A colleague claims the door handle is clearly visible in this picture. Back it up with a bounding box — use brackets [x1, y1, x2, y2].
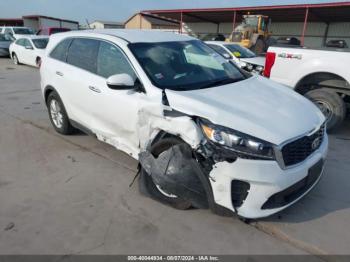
[89, 86, 101, 93]
[56, 71, 64, 77]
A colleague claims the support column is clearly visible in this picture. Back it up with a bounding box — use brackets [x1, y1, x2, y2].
[301, 7, 309, 46]
[232, 11, 237, 31]
[180, 12, 183, 34]
[323, 22, 330, 47]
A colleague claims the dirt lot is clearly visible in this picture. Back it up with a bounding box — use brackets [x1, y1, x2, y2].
[0, 58, 349, 256]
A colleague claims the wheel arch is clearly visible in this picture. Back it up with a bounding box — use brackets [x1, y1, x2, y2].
[295, 71, 350, 96]
[44, 85, 59, 104]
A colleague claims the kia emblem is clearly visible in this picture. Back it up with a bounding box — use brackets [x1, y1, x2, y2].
[311, 137, 321, 150]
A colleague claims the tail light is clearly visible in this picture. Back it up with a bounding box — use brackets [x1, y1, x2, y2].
[263, 52, 276, 78]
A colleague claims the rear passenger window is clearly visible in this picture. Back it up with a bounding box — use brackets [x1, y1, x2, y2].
[97, 41, 136, 79]
[50, 39, 72, 62]
[67, 38, 100, 73]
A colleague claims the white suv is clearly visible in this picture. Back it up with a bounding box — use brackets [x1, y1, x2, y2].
[40, 30, 328, 219]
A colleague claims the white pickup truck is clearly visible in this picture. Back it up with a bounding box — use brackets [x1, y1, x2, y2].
[264, 46, 350, 130]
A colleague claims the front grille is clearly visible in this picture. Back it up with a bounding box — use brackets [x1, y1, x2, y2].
[231, 32, 242, 42]
[282, 124, 325, 167]
[231, 180, 250, 208]
[262, 159, 323, 209]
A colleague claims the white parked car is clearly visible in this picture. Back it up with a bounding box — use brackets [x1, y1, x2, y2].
[10, 36, 49, 67]
[0, 33, 15, 57]
[206, 41, 265, 74]
[40, 30, 328, 219]
[265, 46, 350, 130]
[0, 26, 35, 39]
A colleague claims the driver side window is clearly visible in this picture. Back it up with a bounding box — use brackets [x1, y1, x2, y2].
[97, 41, 136, 79]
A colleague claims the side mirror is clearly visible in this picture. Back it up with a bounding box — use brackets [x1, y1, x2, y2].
[106, 73, 135, 90]
[25, 45, 33, 50]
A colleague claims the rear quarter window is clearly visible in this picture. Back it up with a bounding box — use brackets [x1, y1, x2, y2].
[50, 38, 72, 62]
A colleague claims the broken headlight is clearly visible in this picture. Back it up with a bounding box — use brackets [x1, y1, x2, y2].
[199, 120, 275, 160]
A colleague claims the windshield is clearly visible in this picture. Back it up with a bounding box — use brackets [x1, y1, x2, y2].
[32, 39, 49, 49]
[13, 28, 33, 35]
[224, 44, 256, 58]
[243, 17, 259, 27]
[129, 40, 245, 91]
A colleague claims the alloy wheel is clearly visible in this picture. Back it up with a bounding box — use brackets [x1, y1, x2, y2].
[50, 99, 63, 128]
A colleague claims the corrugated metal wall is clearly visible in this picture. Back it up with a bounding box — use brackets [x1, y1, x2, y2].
[185, 22, 350, 48]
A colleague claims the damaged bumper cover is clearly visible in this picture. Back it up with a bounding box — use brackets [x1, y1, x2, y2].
[139, 127, 328, 219]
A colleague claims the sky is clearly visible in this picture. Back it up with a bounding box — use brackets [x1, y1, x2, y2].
[0, 0, 347, 24]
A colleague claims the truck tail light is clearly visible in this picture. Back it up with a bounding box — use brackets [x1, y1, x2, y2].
[263, 52, 276, 78]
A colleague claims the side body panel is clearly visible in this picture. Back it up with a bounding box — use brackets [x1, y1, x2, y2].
[268, 47, 350, 88]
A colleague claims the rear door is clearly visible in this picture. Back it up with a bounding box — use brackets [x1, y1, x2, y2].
[62, 38, 101, 127]
[12, 38, 26, 61]
[23, 39, 36, 66]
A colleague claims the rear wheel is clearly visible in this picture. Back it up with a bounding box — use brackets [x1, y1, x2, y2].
[12, 53, 20, 65]
[139, 137, 192, 210]
[36, 57, 41, 67]
[305, 88, 346, 131]
[47, 91, 75, 135]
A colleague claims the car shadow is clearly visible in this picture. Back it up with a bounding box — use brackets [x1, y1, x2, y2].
[261, 117, 350, 223]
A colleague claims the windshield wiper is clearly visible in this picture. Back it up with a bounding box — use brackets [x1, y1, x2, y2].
[199, 78, 242, 89]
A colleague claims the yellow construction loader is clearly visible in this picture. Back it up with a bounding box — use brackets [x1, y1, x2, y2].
[227, 15, 273, 54]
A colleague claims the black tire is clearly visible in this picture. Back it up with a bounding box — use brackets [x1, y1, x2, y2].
[12, 53, 20, 65]
[305, 88, 346, 131]
[139, 137, 192, 210]
[36, 57, 41, 67]
[46, 91, 74, 135]
[252, 39, 265, 54]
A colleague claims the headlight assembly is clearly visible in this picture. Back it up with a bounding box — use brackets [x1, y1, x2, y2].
[199, 119, 275, 160]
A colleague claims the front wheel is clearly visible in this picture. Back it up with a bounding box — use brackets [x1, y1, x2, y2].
[305, 88, 346, 131]
[139, 137, 192, 210]
[252, 39, 265, 55]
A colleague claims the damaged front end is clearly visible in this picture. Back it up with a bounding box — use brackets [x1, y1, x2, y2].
[139, 143, 210, 209]
[137, 105, 280, 218]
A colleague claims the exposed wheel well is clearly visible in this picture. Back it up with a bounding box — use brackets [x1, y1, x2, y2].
[149, 131, 183, 149]
[44, 86, 55, 104]
[295, 72, 350, 96]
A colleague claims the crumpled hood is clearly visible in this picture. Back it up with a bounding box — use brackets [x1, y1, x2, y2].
[165, 76, 325, 145]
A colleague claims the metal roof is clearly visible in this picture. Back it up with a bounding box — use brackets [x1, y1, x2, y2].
[22, 15, 79, 25]
[142, 2, 350, 23]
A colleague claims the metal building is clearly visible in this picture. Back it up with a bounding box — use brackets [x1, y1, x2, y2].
[135, 1, 350, 48]
[89, 20, 124, 29]
[23, 15, 79, 31]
